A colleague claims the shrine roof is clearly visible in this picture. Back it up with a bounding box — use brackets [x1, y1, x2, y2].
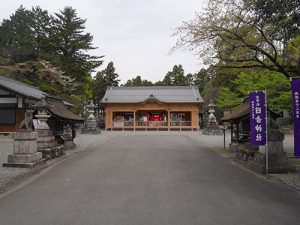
[0, 75, 48, 99]
[47, 97, 84, 122]
[220, 101, 249, 122]
[0, 75, 82, 122]
[101, 86, 204, 104]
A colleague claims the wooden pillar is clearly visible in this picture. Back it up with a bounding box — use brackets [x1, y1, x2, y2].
[230, 122, 233, 142]
[167, 110, 171, 130]
[106, 110, 112, 130]
[133, 110, 136, 130]
[236, 122, 239, 142]
[191, 111, 198, 129]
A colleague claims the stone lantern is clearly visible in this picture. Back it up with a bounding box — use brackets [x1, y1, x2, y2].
[208, 99, 217, 124]
[202, 99, 223, 135]
[81, 100, 101, 134]
[32, 97, 51, 130]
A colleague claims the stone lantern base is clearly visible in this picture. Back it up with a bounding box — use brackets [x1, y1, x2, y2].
[3, 131, 45, 168]
[81, 117, 101, 134]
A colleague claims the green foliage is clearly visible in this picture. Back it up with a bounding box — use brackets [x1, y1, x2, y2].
[217, 70, 291, 113]
[102, 62, 120, 87]
[201, 79, 220, 101]
[162, 65, 187, 86]
[0, 5, 104, 113]
[0, 6, 37, 62]
[173, 0, 300, 78]
[288, 35, 300, 73]
[0, 5, 102, 81]
[194, 67, 215, 93]
[93, 61, 120, 104]
[81, 75, 93, 99]
[123, 76, 153, 86]
[50, 7, 103, 81]
[246, 0, 300, 40]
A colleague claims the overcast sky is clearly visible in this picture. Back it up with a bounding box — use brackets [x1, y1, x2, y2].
[1, 0, 207, 84]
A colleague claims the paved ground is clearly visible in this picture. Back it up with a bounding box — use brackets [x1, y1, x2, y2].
[0, 134, 300, 225]
[0, 131, 109, 193]
[0, 130, 299, 193]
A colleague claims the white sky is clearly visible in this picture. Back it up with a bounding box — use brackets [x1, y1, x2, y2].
[1, 0, 207, 84]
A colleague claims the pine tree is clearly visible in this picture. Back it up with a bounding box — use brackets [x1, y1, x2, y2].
[50, 6, 102, 81]
[103, 62, 120, 87]
[0, 6, 36, 62]
[93, 61, 120, 104]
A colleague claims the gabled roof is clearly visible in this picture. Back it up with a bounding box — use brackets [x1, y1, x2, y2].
[221, 99, 281, 122]
[0, 75, 48, 99]
[0, 75, 83, 122]
[101, 86, 204, 104]
[47, 97, 84, 122]
[221, 101, 249, 122]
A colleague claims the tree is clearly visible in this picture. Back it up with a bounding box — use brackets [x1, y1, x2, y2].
[161, 65, 188, 86]
[217, 70, 291, 113]
[93, 61, 120, 104]
[30, 6, 52, 59]
[246, 0, 300, 40]
[0, 6, 52, 62]
[0, 6, 36, 62]
[173, 0, 300, 78]
[123, 75, 153, 86]
[193, 68, 210, 93]
[102, 62, 120, 87]
[50, 6, 102, 81]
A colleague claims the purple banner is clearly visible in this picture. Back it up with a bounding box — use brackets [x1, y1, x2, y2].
[249, 91, 266, 146]
[291, 78, 300, 157]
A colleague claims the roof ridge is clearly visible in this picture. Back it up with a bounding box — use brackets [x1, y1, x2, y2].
[0, 75, 42, 90]
[112, 86, 195, 89]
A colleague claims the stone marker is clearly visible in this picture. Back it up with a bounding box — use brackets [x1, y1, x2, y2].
[3, 131, 45, 168]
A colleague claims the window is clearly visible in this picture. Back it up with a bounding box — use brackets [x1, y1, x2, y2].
[0, 108, 16, 124]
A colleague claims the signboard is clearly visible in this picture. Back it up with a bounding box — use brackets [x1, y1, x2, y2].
[249, 91, 267, 146]
[291, 78, 300, 157]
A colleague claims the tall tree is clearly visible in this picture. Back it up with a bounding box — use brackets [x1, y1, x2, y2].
[102, 62, 120, 87]
[173, 0, 300, 78]
[124, 75, 153, 86]
[0, 6, 36, 62]
[161, 65, 187, 86]
[194, 68, 209, 93]
[93, 61, 120, 104]
[50, 6, 102, 81]
[30, 6, 51, 59]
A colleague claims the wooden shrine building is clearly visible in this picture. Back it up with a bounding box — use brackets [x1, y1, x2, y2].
[101, 86, 204, 131]
[221, 97, 280, 147]
[0, 75, 83, 135]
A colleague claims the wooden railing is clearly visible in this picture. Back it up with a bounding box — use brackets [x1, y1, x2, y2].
[113, 120, 192, 127]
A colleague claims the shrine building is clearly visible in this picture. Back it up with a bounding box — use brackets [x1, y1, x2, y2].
[0, 75, 83, 134]
[101, 86, 204, 131]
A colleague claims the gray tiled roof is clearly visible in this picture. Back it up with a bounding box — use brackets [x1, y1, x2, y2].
[0, 75, 48, 99]
[101, 86, 204, 103]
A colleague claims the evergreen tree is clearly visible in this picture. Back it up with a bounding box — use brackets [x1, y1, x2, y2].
[103, 62, 120, 87]
[161, 65, 187, 86]
[50, 6, 102, 81]
[124, 75, 153, 86]
[0, 6, 36, 62]
[30, 6, 51, 59]
[93, 61, 120, 104]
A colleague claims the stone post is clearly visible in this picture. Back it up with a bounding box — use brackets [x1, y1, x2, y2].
[3, 132, 45, 168]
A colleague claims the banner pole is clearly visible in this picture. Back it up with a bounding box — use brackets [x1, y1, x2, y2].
[264, 90, 269, 177]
